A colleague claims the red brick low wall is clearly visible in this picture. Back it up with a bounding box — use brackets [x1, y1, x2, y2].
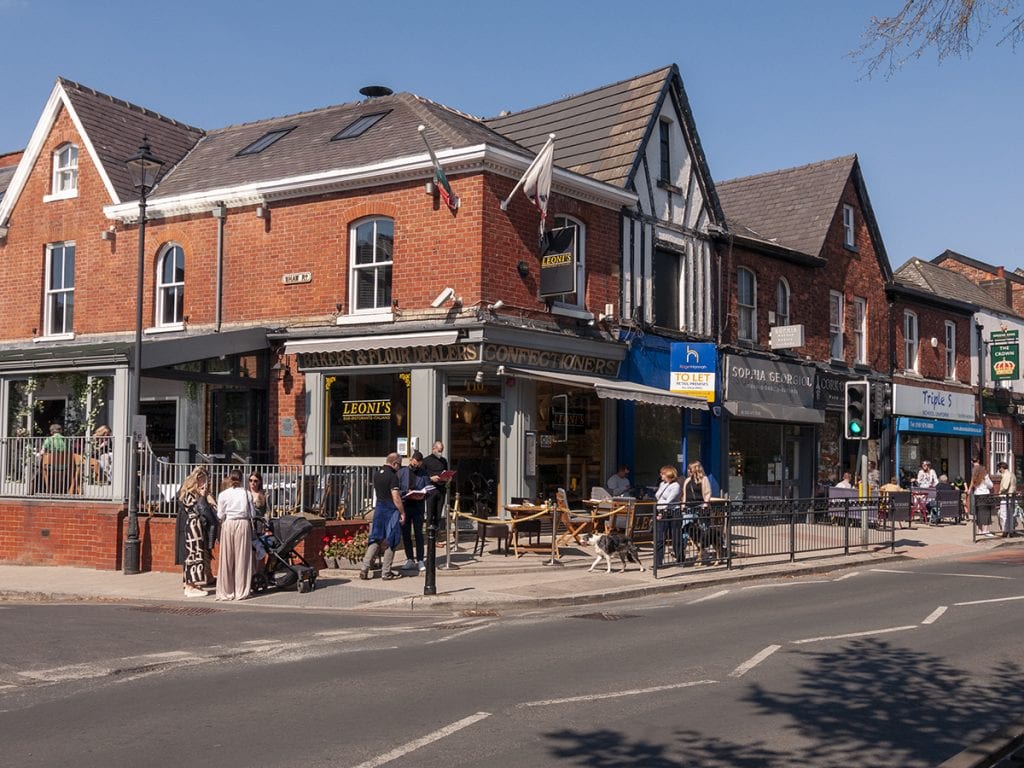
[0, 500, 329, 573]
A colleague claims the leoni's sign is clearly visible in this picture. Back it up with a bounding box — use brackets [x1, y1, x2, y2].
[341, 399, 391, 421]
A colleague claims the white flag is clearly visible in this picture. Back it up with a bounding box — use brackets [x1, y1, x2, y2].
[521, 138, 554, 220]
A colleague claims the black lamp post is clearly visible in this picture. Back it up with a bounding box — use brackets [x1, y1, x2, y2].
[122, 137, 164, 575]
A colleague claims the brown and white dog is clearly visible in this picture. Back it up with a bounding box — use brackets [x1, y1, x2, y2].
[584, 532, 646, 573]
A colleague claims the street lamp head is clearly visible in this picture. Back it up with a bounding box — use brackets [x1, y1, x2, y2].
[125, 137, 164, 196]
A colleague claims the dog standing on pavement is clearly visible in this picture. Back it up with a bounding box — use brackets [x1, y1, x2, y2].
[584, 532, 646, 573]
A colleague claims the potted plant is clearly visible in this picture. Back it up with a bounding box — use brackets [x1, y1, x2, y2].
[321, 534, 345, 569]
[337, 528, 369, 565]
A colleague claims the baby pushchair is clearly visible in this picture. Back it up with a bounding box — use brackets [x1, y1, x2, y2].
[252, 515, 318, 594]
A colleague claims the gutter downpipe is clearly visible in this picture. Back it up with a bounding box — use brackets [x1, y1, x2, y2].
[213, 202, 227, 332]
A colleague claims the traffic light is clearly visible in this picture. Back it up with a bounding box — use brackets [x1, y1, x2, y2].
[844, 381, 870, 440]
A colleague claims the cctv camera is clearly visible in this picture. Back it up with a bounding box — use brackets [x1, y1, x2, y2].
[431, 287, 455, 308]
[490, 300, 504, 311]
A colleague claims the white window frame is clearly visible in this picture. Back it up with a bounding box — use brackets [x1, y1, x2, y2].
[842, 204, 855, 249]
[45, 143, 79, 201]
[155, 244, 185, 329]
[775, 278, 790, 327]
[990, 429, 1011, 474]
[44, 242, 75, 339]
[945, 320, 956, 380]
[852, 296, 867, 365]
[829, 291, 844, 360]
[550, 215, 587, 311]
[348, 216, 395, 318]
[904, 311, 919, 373]
[737, 267, 756, 342]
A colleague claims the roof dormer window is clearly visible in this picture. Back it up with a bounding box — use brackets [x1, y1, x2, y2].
[332, 111, 390, 140]
[47, 143, 78, 200]
[237, 128, 294, 156]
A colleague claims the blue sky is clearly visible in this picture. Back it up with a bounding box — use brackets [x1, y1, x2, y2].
[2, 0, 1021, 271]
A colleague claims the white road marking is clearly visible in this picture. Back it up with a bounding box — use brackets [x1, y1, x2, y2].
[792, 625, 918, 645]
[954, 595, 1024, 606]
[921, 606, 947, 625]
[834, 572, 861, 581]
[688, 590, 729, 604]
[871, 568, 1011, 580]
[17, 651, 196, 682]
[426, 624, 491, 644]
[730, 645, 781, 677]
[518, 679, 716, 707]
[348, 711, 492, 768]
[742, 581, 829, 589]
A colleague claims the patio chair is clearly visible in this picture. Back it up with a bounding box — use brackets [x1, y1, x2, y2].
[555, 487, 591, 546]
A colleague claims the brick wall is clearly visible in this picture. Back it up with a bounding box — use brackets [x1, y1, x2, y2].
[889, 298, 972, 382]
[0, 500, 124, 568]
[721, 178, 891, 372]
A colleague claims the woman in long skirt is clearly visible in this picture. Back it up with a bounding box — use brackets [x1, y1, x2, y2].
[216, 468, 254, 600]
[177, 467, 218, 597]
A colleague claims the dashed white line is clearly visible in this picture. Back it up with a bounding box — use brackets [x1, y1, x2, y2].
[834, 572, 861, 581]
[519, 679, 716, 707]
[921, 606, 947, 625]
[349, 711, 492, 768]
[954, 595, 1024, 606]
[792, 625, 918, 645]
[730, 645, 781, 677]
[688, 589, 729, 604]
[742, 580, 829, 589]
[871, 568, 1011, 580]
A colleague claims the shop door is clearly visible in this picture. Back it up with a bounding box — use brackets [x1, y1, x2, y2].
[449, 399, 501, 518]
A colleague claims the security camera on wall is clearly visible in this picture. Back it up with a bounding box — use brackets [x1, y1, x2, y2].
[431, 287, 455, 308]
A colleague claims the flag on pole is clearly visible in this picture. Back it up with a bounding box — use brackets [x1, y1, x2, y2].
[499, 134, 555, 236]
[520, 138, 554, 221]
[417, 125, 460, 213]
[433, 164, 459, 213]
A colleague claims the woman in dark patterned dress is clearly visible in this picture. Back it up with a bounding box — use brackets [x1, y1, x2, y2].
[177, 467, 218, 597]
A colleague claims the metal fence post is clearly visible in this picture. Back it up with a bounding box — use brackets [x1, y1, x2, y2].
[788, 498, 796, 562]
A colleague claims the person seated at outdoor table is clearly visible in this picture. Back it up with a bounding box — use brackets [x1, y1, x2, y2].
[93, 425, 113, 482]
[834, 471, 854, 489]
[916, 460, 939, 489]
[38, 422, 73, 493]
[606, 465, 633, 497]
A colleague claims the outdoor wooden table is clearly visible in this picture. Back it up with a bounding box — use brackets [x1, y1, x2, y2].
[583, 499, 629, 533]
[503, 504, 556, 559]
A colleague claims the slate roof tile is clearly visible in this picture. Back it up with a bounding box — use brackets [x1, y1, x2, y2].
[716, 155, 856, 257]
[893, 258, 1022, 316]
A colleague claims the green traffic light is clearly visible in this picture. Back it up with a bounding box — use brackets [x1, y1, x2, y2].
[850, 422, 862, 435]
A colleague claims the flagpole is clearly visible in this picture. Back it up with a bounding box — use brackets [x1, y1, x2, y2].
[500, 133, 555, 211]
[417, 124, 442, 168]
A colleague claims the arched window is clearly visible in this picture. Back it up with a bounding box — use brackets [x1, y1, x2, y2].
[551, 215, 586, 309]
[737, 267, 756, 342]
[156, 245, 185, 327]
[775, 278, 790, 327]
[51, 143, 78, 197]
[349, 217, 394, 313]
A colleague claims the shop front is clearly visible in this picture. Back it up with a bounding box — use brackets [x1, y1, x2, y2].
[287, 326, 707, 516]
[722, 355, 821, 500]
[893, 384, 979, 484]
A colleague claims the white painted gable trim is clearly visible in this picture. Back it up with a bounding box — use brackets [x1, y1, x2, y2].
[0, 81, 119, 227]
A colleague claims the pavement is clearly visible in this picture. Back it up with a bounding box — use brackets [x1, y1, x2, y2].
[0, 522, 1020, 613]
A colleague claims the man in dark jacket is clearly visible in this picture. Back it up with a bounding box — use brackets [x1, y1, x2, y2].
[399, 451, 432, 571]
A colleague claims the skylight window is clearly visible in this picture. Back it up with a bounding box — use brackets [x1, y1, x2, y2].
[332, 111, 390, 140]
[237, 128, 294, 156]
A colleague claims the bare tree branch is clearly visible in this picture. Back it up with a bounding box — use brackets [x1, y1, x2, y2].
[851, 0, 1024, 79]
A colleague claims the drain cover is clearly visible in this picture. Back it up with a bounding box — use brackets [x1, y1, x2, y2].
[131, 605, 221, 616]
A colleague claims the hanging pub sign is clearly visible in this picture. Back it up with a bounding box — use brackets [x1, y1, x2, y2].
[539, 226, 576, 298]
[990, 329, 1019, 381]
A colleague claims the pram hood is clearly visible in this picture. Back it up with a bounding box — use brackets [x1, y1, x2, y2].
[270, 515, 313, 552]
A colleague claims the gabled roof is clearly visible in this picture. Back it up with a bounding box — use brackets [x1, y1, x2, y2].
[893, 258, 1021, 317]
[484, 66, 672, 187]
[0, 78, 203, 224]
[0, 165, 15, 203]
[152, 92, 525, 199]
[716, 155, 857, 258]
[60, 78, 203, 203]
[932, 249, 1024, 287]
